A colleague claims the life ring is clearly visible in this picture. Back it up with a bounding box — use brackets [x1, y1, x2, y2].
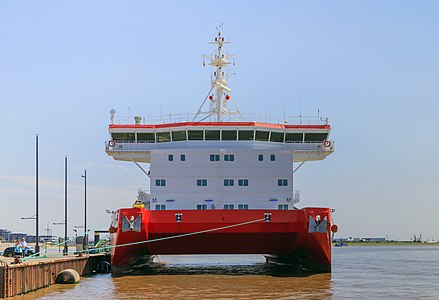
[109, 140, 116, 147]
[324, 140, 331, 147]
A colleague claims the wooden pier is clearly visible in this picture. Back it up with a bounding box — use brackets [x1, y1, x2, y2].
[0, 254, 109, 298]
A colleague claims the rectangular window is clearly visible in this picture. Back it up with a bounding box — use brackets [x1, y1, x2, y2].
[168, 154, 173, 161]
[238, 204, 249, 210]
[156, 179, 166, 186]
[197, 204, 207, 210]
[238, 179, 249, 186]
[156, 132, 171, 143]
[270, 154, 276, 161]
[155, 204, 166, 210]
[210, 154, 220, 161]
[224, 179, 235, 186]
[270, 132, 285, 143]
[238, 130, 254, 141]
[137, 132, 155, 143]
[258, 154, 264, 161]
[285, 132, 303, 143]
[304, 132, 328, 142]
[205, 130, 220, 140]
[188, 130, 204, 140]
[221, 130, 237, 140]
[172, 130, 187, 141]
[111, 132, 135, 141]
[224, 204, 235, 210]
[278, 179, 288, 186]
[197, 179, 208, 186]
[224, 154, 235, 161]
[180, 154, 186, 161]
[255, 131, 269, 141]
[278, 204, 288, 210]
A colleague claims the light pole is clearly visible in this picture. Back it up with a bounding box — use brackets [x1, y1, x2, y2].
[64, 155, 68, 255]
[81, 169, 87, 250]
[35, 134, 40, 255]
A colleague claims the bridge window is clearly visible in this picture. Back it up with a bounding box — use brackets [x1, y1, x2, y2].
[197, 204, 207, 210]
[172, 130, 187, 141]
[270, 132, 284, 143]
[197, 179, 208, 186]
[156, 132, 171, 143]
[137, 132, 155, 143]
[277, 179, 288, 186]
[224, 154, 235, 161]
[255, 131, 269, 141]
[210, 154, 220, 161]
[285, 132, 303, 143]
[112, 132, 135, 141]
[304, 133, 328, 142]
[270, 154, 276, 161]
[156, 179, 166, 186]
[238, 130, 254, 141]
[238, 204, 249, 209]
[222, 130, 237, 140]
[168, 154, 173, 161]
[188, 130, 204, 140]
[238, 179, 249, 186]
[180, 154, 186, 161]
[205, 130, 220, 140]
[258, 154, 264, 161]
[224, 179, 235, 186]
[224, 204, 235, 210]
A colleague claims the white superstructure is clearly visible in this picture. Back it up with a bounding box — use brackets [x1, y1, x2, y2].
[106, 28, 334, 211]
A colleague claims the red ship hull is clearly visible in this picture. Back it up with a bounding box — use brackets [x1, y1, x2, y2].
[109, 207, 333, 275]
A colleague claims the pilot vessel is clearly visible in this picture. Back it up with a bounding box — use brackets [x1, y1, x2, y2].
[106, 28, 335, 275]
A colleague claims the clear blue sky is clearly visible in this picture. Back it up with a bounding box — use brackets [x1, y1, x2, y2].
[1, 1, 438, 240]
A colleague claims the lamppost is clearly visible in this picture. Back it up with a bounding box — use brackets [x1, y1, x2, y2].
[63, 155, 68, 255]
[81, 169, 87, 250]
[35, 134, 40, 255]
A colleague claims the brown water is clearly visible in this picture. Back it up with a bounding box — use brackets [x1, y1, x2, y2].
[15, 245, 439, 299]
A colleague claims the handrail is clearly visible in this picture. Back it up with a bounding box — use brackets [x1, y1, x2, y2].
[105, 140, 335, 152]
[109, 113, 329, 126]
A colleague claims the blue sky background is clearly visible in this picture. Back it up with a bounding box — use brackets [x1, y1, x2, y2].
[0, 1, 438, 240]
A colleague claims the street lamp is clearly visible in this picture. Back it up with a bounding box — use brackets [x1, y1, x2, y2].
[81, 169, 87, 250]
[63, 156, 68, 255]
[35, 134, 40, 255]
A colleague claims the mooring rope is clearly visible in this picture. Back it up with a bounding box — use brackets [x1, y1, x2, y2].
[20, 217, 265, 261]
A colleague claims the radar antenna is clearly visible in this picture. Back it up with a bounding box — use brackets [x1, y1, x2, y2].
[193, 26, 243, 122]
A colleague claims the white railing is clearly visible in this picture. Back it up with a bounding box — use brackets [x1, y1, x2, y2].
[105, 140, 334, 152]
[110, 113, 329, 126]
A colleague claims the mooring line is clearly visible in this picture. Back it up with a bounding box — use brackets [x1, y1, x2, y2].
[21, 217, 265, 261]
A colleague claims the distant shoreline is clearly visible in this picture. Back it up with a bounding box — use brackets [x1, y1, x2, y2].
[333, 241, 439, 246]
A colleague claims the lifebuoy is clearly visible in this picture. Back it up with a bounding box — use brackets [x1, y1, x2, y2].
[109, 140, 116, 147]
[324, 140, 331, 147]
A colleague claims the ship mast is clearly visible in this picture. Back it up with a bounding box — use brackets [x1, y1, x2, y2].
[193, 25, 243, 122]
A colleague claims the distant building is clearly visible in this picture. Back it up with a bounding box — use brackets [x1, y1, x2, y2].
[0, 229, 12, 241]
[9, 233, 28, 242]
[27, 235, 58, 243]
[333, 237, 387, 242]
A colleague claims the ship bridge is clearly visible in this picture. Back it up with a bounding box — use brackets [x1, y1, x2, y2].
[105, 117, 334, 163]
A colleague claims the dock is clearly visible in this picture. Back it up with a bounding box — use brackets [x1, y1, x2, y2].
[0, 253, 109, 298]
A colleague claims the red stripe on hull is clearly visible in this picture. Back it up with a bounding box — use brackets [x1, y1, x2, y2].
[110, 208, 332, 275]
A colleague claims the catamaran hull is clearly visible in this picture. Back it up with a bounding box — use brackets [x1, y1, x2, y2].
[109, 207, 333, 275]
